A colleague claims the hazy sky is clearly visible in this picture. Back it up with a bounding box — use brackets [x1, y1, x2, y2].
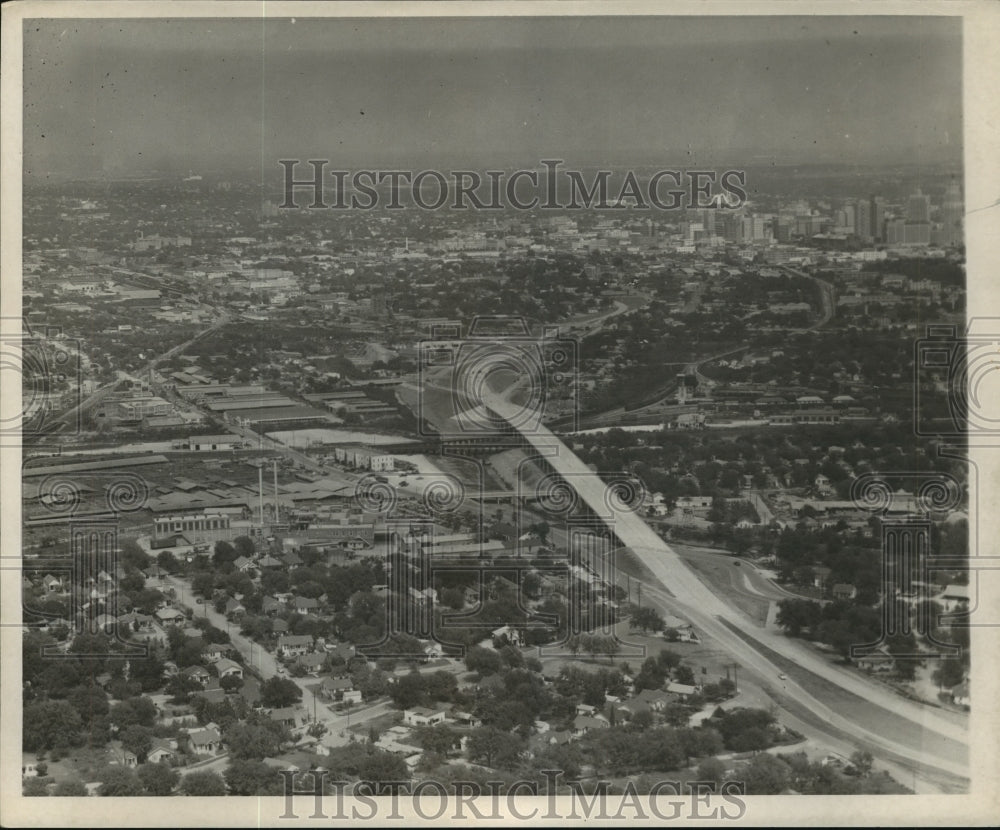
[23, 16, 962, 177]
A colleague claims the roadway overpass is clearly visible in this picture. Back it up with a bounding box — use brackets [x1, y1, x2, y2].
[479, 389, 969, 788]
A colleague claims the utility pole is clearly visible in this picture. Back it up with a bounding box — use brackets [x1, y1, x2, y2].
[258, 463, 265, 532]
[272, 458, 279, 525]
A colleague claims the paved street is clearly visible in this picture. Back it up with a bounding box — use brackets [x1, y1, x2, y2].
[481, 386, 969, 791]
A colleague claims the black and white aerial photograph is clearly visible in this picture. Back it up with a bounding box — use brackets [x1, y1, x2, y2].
[3, 2, 999, 826]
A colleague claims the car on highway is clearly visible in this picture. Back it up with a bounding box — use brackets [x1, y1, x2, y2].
[778, 673, 787, 680]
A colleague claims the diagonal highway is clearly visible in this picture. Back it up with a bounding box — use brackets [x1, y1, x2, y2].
[480, 389, 969, 787]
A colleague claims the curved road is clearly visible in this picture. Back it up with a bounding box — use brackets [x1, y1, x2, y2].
[480, 387, 968, 790]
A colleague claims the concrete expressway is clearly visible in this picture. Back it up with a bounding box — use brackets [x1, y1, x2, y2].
[479, 389, 969, 792]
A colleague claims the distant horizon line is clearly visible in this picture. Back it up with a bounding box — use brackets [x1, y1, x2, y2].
[24, 158, 964, 184]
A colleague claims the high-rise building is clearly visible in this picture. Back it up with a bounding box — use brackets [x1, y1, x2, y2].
[746, 216, 768, 241]
[939, 178, 964, 247]
[903, 222, 931, 245]
[723, 212, 741, 242]
[885, 219, 906, 245]
[856, 199, 872, 241]
[773, 219, 792, 242]
[871, 197, 885, 242]
[906, 189, 931, 223]
[702, 208, 721, 238]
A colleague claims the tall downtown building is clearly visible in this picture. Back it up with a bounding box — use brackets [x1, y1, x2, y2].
[855, 195, 886, 242]
[938, 178, 964, 247]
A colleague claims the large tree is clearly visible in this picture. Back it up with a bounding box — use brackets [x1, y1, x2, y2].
[120, 724, 154, 762]
[775, 598, 823, 637]
[356, 749, 408, 784]
[259, 677, 302, 709]
[137, 762, 179, 795]
[466, 727, 525, 770]
[630, 606, 665, 634]
[109, 695, 158, 729]
[224, 759, 283, 796]
[414, 724, 461, 756]
[181, 770, 227, 796]
[464, 646, 502, 677]
[389, 671, 427, 710]
[23, 700, 82, 751]
[224, 719, 290, 760]
[743, 753, 791, 795]
[97, 766, 143, 796]
[119, 539, 152, 571]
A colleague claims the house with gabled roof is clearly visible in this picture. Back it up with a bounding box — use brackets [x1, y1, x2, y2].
[666, 682, 697, 698]
[832, 583, 857, 601]
[269, 707, 304, 730]
[320, 674, 355, 700]
[939, 584, 970, 613]
[573, 714, 610, 737]
[118, 610, 157, 631]
[43, 574, 65, 594]
[203, 643, 227, 663]
[155, 607, 186, 626]
[182, 665, 210, 686]
[216, 657, 243, 679]
[186, 725, 222, 755]
[295, 652, 327, 676]
[290, 596, 319, 613]
[146, 738, 176, 764]
[277, 634, 313, 657]
[233, 555, 255, 573]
